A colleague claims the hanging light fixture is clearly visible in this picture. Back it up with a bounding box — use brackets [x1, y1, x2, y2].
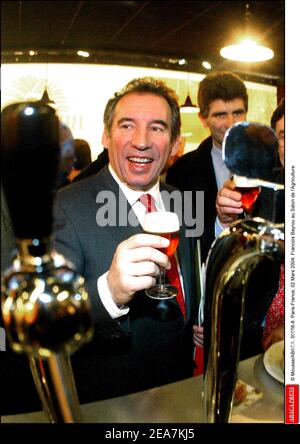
[38, 25, 55, 106]
[180, 73, 199, 114]
[38, 61, 55, 106]
[220, 3, 274, 63]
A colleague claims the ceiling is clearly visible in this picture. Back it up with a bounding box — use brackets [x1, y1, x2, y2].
[1, 1, 285, 85]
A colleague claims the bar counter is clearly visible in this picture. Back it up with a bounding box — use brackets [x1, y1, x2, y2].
[1, 353, 284, 423]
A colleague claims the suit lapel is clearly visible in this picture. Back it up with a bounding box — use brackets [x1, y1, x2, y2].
[198, 138, 218, 194]
[92, 167, 143, 246]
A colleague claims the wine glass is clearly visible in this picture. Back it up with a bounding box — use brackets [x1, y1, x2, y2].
[143, 211, 180, 299]
[233, 175, 261, 219]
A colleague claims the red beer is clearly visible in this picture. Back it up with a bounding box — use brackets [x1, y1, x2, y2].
[153, 231, 179, 257]
[143, 211, 180, 299]
[143, 212, 180, 256]
[233, 175, 261, 218]
[235, 186, 260, 211]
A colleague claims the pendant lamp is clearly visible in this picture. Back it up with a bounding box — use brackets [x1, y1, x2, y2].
[39, 88, 55, 105]
[220, 3, 274, 63]
[180, 74, 199, 113]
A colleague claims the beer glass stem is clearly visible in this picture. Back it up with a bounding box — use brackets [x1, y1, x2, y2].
[158, 267, 166, 289]
[243, 209, 252, 220]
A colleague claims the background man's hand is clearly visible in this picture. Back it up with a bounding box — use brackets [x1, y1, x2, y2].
[193, 325, 204, 347]
[216, 179, 243, 226]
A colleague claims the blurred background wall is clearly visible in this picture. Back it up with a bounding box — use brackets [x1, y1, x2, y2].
[1, 63, 277, 159]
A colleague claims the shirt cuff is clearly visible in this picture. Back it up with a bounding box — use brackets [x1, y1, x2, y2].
[97, 272, 130, 319]
[215, 217, 226, 238]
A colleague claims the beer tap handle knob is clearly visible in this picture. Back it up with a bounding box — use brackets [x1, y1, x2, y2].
[1, 102, 60, 239]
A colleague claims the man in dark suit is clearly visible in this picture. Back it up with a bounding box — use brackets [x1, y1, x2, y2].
[53, 77, 199, 404]
[166, 71, 248, 262]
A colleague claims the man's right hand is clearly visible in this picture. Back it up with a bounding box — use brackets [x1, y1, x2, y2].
[107, 233, 171, 306]
[216, 179, 243, 226]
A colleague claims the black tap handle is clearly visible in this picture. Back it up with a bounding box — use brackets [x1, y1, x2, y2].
[223, 122, 278, 181]
[1, 102, 60, 239]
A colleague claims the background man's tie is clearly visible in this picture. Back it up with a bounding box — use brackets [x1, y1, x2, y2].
[139, 193, 186, 319]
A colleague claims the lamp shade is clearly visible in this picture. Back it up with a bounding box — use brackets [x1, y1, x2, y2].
[220, 39, 274, 62]
[180, 94, 199, 113]
[220, 3, 274, 63]
[39, 88, 55, 105]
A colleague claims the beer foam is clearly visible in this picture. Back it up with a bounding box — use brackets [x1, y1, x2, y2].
[233, 174, 257, 188]
[143, 211, 179, 234]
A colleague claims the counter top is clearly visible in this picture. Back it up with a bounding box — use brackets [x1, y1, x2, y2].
[1, 353, 284, 423]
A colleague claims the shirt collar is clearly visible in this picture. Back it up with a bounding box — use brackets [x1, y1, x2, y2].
[108, 164, 161, 208]
[211, 141, 223, 159]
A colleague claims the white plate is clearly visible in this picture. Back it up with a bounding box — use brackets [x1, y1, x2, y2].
[263, 340, 284, 383]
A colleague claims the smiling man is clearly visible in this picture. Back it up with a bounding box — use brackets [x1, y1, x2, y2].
[53, 77, 198, 405]
[102, 88, 179, 191]
[166, 71, 248, 261]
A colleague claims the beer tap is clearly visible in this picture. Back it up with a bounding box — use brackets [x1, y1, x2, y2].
[1, 102, 93, 423]
[203, 122, 284, 422]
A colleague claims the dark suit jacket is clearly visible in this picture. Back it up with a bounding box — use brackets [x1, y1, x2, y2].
[52, 166, 198, 404]
[166, 136, 217, 262]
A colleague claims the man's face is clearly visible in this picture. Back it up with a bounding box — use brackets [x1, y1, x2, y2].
[102, 92, 179, 191]
[200, 98, 247, 148]
[275, 115, 284, 167]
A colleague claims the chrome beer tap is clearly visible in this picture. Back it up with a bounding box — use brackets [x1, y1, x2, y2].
[203, 122, 284, 422]
[1, 102, 93, 422]
[203, 218, 284, 422]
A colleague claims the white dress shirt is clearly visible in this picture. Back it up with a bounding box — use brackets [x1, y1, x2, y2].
[211, 142, 232, 237]
[211, 142, 231, 191]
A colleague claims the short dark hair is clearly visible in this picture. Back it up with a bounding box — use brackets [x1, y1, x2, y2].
[271, 98, 284, 129]
[103, 77, 181, 143]
[197, 71, 248, 117]
[73, 139, 92, 170]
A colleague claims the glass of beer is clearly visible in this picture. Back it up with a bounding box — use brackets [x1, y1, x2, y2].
[143, 211, 180, 299]
[233, 175, 261, 219]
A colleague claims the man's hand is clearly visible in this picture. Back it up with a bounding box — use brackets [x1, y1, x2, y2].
[107, 233, 170, 306]
[193, 325, 204, 347]
[216, 179, 243, 226]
